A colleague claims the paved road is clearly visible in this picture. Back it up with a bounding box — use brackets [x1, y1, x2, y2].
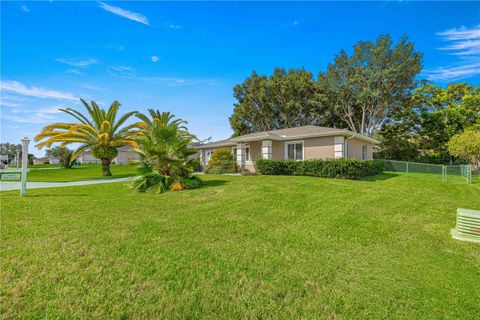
[0, 176, 137, 192]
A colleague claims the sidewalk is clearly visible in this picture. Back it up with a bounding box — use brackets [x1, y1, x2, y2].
[0, 177, 137, 192]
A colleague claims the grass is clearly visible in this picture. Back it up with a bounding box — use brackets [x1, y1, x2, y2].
[1, 173, 479, 319]
[25, 164, 138, 182]
[28, 163, 63, 168]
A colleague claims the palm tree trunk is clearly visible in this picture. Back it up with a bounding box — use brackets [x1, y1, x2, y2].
[101, 158, 112, 176]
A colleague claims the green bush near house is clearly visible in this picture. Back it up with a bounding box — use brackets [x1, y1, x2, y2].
[191, 158, 202, 172]
[206, 148, 238, 174]
[256, 158, 385, 179]
[207, 160, 238, 174]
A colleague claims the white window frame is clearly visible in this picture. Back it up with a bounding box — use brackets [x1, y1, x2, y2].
[362, 144, 367, 160]
[205, 150, 213, 164]
[231, 147, 238, 162]
[284, 140, 304, 161]
[245, 144, 252, 163]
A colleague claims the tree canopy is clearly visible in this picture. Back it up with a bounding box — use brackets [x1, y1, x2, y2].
[230, 35, 423, 137]
[229, 68, 335, 136]
[378, 82, 480, 163]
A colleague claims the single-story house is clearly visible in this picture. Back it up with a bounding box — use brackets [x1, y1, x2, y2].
[77, 146, 140, 165]
[33, 156, 61, 165]
[196, 125, 379, 172]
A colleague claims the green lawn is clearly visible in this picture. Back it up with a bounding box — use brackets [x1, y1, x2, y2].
[25, 164, 138, 182]
[28, 163, 63, 168]
[1, 173, 479, 319]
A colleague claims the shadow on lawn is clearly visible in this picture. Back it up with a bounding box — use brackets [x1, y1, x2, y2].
[201, 179, 229, 188]
[362, 172, 399, 182]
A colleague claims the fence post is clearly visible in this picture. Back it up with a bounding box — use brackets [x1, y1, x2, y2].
[406, 162, 409, 173]
[467, 165, 472, 184]
[442, 165, 446, 182]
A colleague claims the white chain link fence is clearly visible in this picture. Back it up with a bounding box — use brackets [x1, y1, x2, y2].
[384, 160, 472, 184]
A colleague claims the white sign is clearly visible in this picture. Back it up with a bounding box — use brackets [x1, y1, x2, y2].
[1, 173, 21, 181]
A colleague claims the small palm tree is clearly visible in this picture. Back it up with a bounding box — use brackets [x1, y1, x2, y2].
[134, 109, 193, 138]
[132, 110, 199, 193]
[35, 99, 139, 176]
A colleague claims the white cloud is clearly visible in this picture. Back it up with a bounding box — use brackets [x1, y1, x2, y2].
[437, 25, 480, 56]
[107, 65, 217, 86]
[110, 65, 134, 73]
[35, 106, 65, 114]
[168, 24, 181, 29]
[66, 69, 85, 76]
[424, 62, 480, 82]
[2, 113, 57, 124]
[437, 25, 480, 42]
[0, 81, 77, 101]
[82, 84, 104, 91]
[56, 58, 98, 67]
[428, 24, 480, 81]
[0, 94, 24, 107]
[21, 5, 30, 12]
[0, 100, 19, 107]
[98, 2, 150, 26]
[151, 55, 159, 63]
[2, 105, 66, 124]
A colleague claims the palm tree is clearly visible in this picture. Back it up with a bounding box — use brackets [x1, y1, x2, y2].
[134, 109, 192, 137]
[35, 99, 139, 176]
[132, 110, 199, 193]
[135, 109, 187, 131]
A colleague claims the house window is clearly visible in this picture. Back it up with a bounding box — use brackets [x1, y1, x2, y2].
[232, 147, 237, 160]
[245, 147, 250, 162]
[362, 145, 367, 160]
[205, 150, 213, 163]
[285, 141, 303, 160]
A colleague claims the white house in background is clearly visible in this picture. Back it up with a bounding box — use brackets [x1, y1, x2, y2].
[77, 146, 140, 164]
[196, 125, 379, 173]
[33, 156, 61, 165]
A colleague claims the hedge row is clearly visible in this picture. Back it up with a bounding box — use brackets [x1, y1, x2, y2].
[256, 159, 386, 180]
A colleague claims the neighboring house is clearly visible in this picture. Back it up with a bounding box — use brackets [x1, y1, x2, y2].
[196, 125, 379, 172]
[77, 146, 140, 165]
[33, 156, 60, 165]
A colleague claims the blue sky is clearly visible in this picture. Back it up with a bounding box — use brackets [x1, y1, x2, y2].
[1, 1, 479, 156]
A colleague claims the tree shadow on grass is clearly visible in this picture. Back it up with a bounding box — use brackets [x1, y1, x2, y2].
[201, 180, 229, 188]
[361, 172, 400, 182]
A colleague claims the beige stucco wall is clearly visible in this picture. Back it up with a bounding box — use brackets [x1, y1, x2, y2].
[346, 138, 374, 160]
[304, 136, 335, 160]
[271, 137, 335, 160]
[272, 140, 285, 160]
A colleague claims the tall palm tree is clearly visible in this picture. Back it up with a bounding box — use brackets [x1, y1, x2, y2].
[35, 99, 139, 176]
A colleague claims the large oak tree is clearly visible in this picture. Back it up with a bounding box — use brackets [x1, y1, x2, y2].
[321, 34, 423, 137]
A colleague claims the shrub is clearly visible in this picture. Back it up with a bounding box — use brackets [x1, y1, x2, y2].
[206, 148, 238, 174]
[131, 162, 203, 193]
[191, 158, 201, 172]
[256, 159, 385, 180]
[207, 160, 238, 174]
